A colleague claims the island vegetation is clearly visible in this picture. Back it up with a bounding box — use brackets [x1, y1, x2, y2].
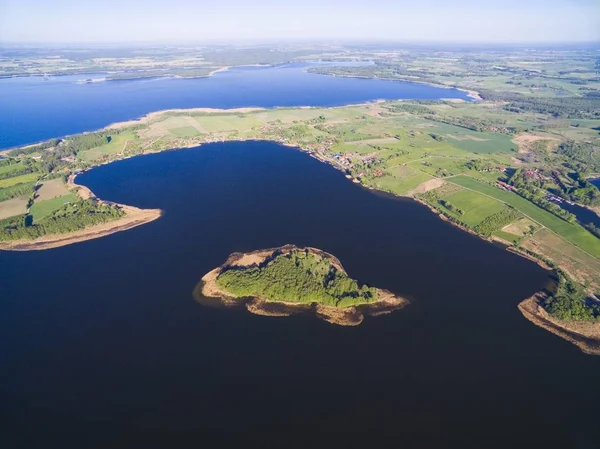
[1, 44, 600, 350]
[196, 245, 408, 326]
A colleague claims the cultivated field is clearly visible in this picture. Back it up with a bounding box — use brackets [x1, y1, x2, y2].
[0, 196, 28, 220]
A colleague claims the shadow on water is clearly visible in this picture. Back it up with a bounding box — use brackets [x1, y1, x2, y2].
[1, 141, 599, 449]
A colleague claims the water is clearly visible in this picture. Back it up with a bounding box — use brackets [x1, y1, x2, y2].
[558, 200, 600, 227]
[1, 142, 599, 449]
[0, 63, 469, 149]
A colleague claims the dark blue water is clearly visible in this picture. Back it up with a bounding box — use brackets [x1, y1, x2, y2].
[559, 201, 600, 227]
[0, 63, 468, 149]
[1, 142, 599, 449]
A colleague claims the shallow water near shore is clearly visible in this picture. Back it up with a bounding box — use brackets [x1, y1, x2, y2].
[0, 62, 469, 149]
[1, 141, 600, 448]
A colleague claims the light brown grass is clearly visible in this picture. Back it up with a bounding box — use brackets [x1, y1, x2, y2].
[0, 196, 28, 220]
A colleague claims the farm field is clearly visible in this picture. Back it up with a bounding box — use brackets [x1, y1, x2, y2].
[30, 193, 78, 222]
[522, 229, 600, 289]
[168, 126, 202, 137]
[0, 196, 28, 220]
[448, 175, 600, 258]
[0, 173, 39, 189]
[441, 189, 506, 226]
[36, 178, 70, 201]
[79, 132, 137, 162]
[374, 166, 433, 195]
[195, 115, 262, 133]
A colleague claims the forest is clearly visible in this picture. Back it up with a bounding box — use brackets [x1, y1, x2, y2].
[216, 249, 378, 308]
[543, 271, 600, 322]
[0, 199, 124, 241]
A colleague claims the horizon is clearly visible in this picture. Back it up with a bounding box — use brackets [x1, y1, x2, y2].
[1, 0, 599, 44]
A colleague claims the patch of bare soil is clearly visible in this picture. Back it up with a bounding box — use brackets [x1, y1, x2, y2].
[512, 133, 558, 154]
[0, 196, 29, 220]
[407, 178, 446, 196]
[36, 178, 70, 200]
[518, 292, 600, 356]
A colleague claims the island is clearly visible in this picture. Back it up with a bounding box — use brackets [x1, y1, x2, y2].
[194, 245, 408, 326]
[1, 44, 600, 351]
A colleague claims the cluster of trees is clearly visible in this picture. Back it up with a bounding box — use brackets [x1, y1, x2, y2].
[558, 141, 600, 172]
[426, 114, 514, 134]
[279, 125, 311, 140]
[568, 182, 600, 207]
[0, 159, 36, 181]
[474, 207, 521, 237]
[543, 272, 600, 322]
[9, 129, 134, 173]
[464, 159, 497, 172]
[387, 104, 435, 115]
[520, 189, 576, 223]
[0, 200, 124, 241]
[508, 168, 577, 223]
[39, 131, 118, 172]
[0, 181, 37, 202]
[8, 138, 61, 157]
[479, 90, 600, 119]
[216, 249, 377, 308]
[438, 199, 463, 215]
[307, 115, 327, 124]
[583, 222, 600, 239]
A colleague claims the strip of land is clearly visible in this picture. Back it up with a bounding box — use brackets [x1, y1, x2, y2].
[0, 203, 162, 251]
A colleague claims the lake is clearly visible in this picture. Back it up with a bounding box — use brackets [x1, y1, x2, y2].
[0, 63, 469, 149]
[1, 141, 599, 449]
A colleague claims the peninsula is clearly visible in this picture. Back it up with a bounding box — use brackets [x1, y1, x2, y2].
[1, 44, 600, 351]
[194, 245, 408, 326]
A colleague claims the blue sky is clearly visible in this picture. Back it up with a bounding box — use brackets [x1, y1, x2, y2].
[1, 0, 598, 44]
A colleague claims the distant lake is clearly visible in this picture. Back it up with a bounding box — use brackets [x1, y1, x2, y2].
[2, 141, 599, 449]
[0, 63, 469, 149]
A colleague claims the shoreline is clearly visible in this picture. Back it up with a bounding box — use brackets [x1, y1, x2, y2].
[308, 69, 481, 101]
[518, 292, 600, 355]
[1, 73, 482, 152]
[3, 103, 593, 351]
[194, 245, 409, 326]
[0, 172, 162, 252]
[0, 203, 162, 251]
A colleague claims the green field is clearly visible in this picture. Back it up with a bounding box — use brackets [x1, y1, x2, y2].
[78, 132, 137, 162]
[30, 193, 79, 222]
[442, 189, 507, 226]
[0, 173, 39, 189]
[448, 176, 600, 258]
[0, 161, 29, 177]
[195, 115, 261, 133]
[374, 166, 433, 195]
[168, 126, 202, 137]
[426, 123, 516, 154]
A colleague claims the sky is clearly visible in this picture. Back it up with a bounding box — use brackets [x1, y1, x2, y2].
[0, 0, 599, 44]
